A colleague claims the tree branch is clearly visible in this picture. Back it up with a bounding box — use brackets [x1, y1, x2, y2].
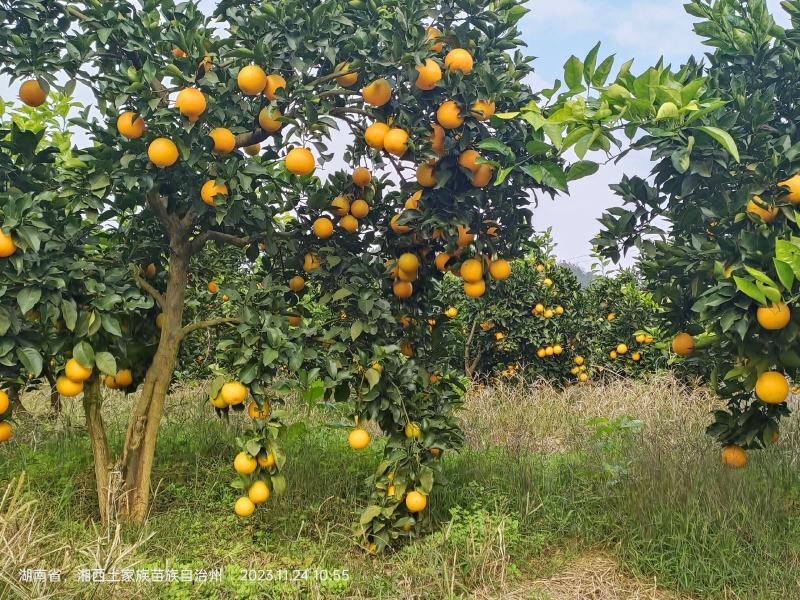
[181, 317, 241, 339]
[190, 229, 252, 255]
[133, 269, 165, 308]
[464, 316, 480, 379]
[145, 191, 174, 230]
[235, 128, 270, 149]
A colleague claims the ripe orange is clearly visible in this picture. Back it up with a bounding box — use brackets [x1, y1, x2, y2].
[331, 196, 351, 217]
[209, 128, 236, 154]
[489, 259, 511, 280]
[248, 480, 270, 504]
[209, 393, 226, 408]
[208, 281, 219, 294]
[445, 307, 458, 318]
[747, 196, 778, 223]
[397, 267, 417, 282]
[431, 123, 445, 156]
[285, 148, 315, 176]
[0, 390, 8, 415]
[65, 358, 92, 383]
[340, 215, 359, 233]
[437, 100, 464, 129]
[362, 78, 392, 107]
[456, 225, 474, 247]
[405, 190, 423, 210]
[234, 496, 255, 517]
[616, 343, 628, 355]
[0, 230, 16, 258]
[383, 128, 409, 157]
[313, 217, 334, 239]
[287, 314, 302, 327]
[721, 445, 746, 469]
[353, 167, 371, 188]
[244, 143, 261, 156]
[145, 263, 157, 278]
[335, 62, 358, 87]
[264, 74, 286, 101]
[221, 381, 248, 405]
[458, 149, 481, 172]
[544, 309, 554, 319]
[148, 138, 179, 168]
[416, 162, 438, 187]
[0, 421, 11, 443]
[471, 164, 494, 187]
[398, 253, 420, 273]
[553, 344, 563, 355]
[350, 199, 370, 219]
[415, 58, 442, 90]
[444, 48, 474, 74]
[460, 259, 483, 283]
[755, 371, 789, 404]
[405, 422, 422, 439]
[56, 376, 83, 397]
[289, 275, 305, 292]
[426, 27, 444, 52]
[304, 253, 321, 272]
[234, 451, 257, 475]
[393, 280, 413, 299]
[405, 490, 427, 512]
[464, 279, 486, 298]
[435, 253, 451, 272]
[258, 106, 283, 133]
[471, 99, 496, 121]
[19, 79, 47, 107]
[609, 351, 618, 360]
[257, 452, 276, 468]
[248, 401, 270, 419]
[348, 428, 370, 450]
[238, 65, 268, 95]
[631, 351, 641, 361]
[756, 302, 791, 330]
[201, 180, 228, 206]
[400, 340, 414, 357]
[115, 369, 133, 388]
[116, 112, 145, 139]
[778, 174, 800, 203]
[364, 122, 390, 150]
[391, 213, 411, 234]
[172, 47, 186, 58]
[578, 373, 589, 383]
[175, 87, 206, 120]
[575, 356, 584, 366]
[671, 332, 694, 357]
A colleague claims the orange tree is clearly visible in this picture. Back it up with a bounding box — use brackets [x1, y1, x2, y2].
[595, 0, 800, 467]
[2, 0, 714, 549]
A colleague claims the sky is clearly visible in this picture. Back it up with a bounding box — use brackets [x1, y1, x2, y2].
[3, 0, 791, 270]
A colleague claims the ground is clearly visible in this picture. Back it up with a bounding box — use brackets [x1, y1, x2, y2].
[1, 375, 799, 599]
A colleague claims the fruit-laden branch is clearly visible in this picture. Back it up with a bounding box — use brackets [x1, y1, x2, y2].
[133, 269, 165, 308]
[189, 229, 252, 254]
[234, 128, 270, 149]
[180, 317, 241, 339]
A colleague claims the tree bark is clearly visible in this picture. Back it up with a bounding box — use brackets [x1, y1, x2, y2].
[117, 240, 190, 523]
[82, 377, 111, 524]
[44, 368, 61, 416]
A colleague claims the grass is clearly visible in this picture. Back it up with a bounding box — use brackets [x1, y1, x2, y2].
[1, 374, 800, 599]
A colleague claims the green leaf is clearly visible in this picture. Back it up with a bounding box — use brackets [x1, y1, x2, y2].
[17, 347, 43, 377]
[73, 341, 95, 368]
[695, 126, 740, 162]
[61, 298, 78, 331]
[773, 258, 795, 291]
[16, 287, 41, 315]
[271, 474, 287, 496]
[332, 288, 353, 301]
[476, 138, 514, 158]
[566, 160, 599, 182]
[564, 55, 583, 89]
[351, 320, 364, 340]
[359, 504, 382, 525]
[95, 352, 117, 376]
[733, 276, 766, 304]
[365, 367, 381, 389]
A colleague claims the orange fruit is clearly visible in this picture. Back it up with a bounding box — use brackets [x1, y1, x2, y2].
[116, 112, 145, 139]
[391, 213, 411, 234]
[362, 78, 392, 106]
[234, 451, 257, 474]
[287, 314, 302, 327]
[405, 422, 422, 439]
[435, 253, 451, 272]
[489, 259, 511, 280]
[145, 263, 157, 277]
[405, 491, 427, 512]
[778, 174, 800, 203]
[303, 253, 321, 272]
[383, 128, 409, 157]
[65, 358, 92, 383]
[437, 100, 464, 129]
[458, 149, 481, 172]
[258, 106, 282, 133]
[340, 215, 359, 233]
[415, 58, 442, 90]
[393, 280, 413, 299]
[0, 421, 11, 443]
[721, 445, 746, 469]
[313, 217, 334, 239]
[398, 253, 420, 273]
[471, 99, 496, 121]
[234, 496, 255, 517]
[756, 302, 791, 330]
[616, 343, 628, 355]
[248, 480, 270, 504]
[755, 371, 789, 404]
[460, 259, 483, 283]
[207, 281, 219, 294]
[426, 27, 444, 52]
[201, 180, 228, 206]
[238, 65, 268, 95]
[350, 199, 369, 219]
[331, 196, 351, 217]
[289, 275, 305, 292]
[353, 167, 371, 188]
[364, 122, 390, 150]
[264, 74, 286, 100]
[631, 351, 641, 361]
[0, 230, 16, 258]
[56, 376, 83, 397]
[285, 148, 315, 175]
[0, 390, 8, 415]
[444, 48, 473, 74]
[671, 332, 694, 357]
[114, 369, 133, 388]
[405, 190, 422, 210]
[431, 123, 445, 156]
[175, 87, 206, 120]
[248, 402, 270, 419]
[348, 428, 370, 450]
[471, 164, 494, 187]
[416, 162, 437, 187]
[172, 47, 186, 58]
[148, 138, 179, 168]
[257, 452, 276, 468]
[464, 279, 486, 298]
[209, 128, 236, 154]
[335, 62, 358, 87]
[747, 196, 778, 223]
[19, 79, 46, 107]
[221, 381, 248, 405]
[456, 225, 474, 247]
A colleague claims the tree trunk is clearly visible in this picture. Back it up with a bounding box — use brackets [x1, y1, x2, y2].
[117, 243, 189, 524]
[44, 368, 61, 416]
[82, 377, 111, 524]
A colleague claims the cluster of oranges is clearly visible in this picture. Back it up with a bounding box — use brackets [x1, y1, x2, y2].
[232, 448, 275, 518]
[0, 389, 11, 443]
[535, 343, 564, 359]
[569, 355, 589, 383]
[531, 303, 565, 319]
[499, 362, 521, 378]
